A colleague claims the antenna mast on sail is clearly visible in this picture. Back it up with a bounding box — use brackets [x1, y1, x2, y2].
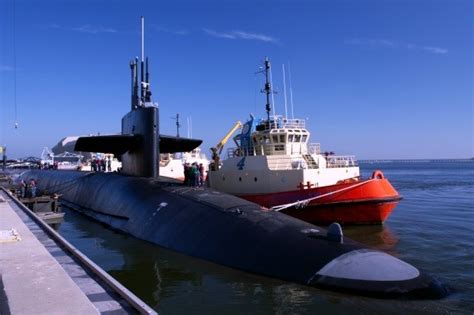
[130, 16, 152, 109]
[140, 16, 145, 105]
[141, 16, 145, 64]
[130, 58, 138, 109]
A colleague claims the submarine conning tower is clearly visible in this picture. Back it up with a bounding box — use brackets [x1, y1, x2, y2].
[75, 17, 200, 177]
[121, 37, 158, 178]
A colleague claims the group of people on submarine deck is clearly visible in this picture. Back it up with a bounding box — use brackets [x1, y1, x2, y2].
[183, 162, 205, 186]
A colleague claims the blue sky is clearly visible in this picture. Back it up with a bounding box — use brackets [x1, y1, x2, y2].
[0, 0, 472, 159]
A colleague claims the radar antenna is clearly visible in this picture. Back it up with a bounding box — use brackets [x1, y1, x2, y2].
[171, 113, 181, 137]
[256, 57, 277, 122]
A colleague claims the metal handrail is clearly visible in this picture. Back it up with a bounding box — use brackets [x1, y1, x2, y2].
[326, 155, 358, 168]
[308, 143, 321, 154]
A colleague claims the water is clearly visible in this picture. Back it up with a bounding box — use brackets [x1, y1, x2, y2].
[57, 160, 474, 314]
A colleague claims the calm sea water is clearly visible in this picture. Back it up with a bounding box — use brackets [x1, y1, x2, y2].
[57, 160, 474, 314]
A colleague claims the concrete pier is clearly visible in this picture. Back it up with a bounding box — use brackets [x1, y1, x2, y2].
[0, 188, 155, 314]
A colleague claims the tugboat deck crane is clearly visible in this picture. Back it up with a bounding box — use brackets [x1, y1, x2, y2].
[210, 121, 242, 170]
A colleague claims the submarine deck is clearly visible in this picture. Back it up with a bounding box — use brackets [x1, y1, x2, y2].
[0, 187, 156, 314]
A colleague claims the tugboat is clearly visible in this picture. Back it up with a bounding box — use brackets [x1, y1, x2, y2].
[208, 57, 401, 225]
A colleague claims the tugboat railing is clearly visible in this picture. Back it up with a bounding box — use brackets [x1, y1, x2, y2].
[278, 118, 306, 129]
[308, 143, 321, 155]
[227, 146, 256, 158]
[258, 116, 306, 130]
[326, 155, 358, 168]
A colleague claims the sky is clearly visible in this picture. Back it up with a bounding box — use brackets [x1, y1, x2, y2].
[0, 0, 472, 159]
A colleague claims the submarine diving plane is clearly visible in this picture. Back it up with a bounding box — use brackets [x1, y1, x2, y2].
[19, 17, 448, 299]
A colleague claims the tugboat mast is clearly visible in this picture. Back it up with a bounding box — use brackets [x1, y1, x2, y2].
[175, 113, 181, 137]
[263, 57, 272, 122]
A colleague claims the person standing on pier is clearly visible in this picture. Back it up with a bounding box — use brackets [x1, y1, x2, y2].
[19, 180, 26, 198]
[192, 163, 200, 187]
[184, 163, 190, 186]
[199, 163, 205, 186]
[28, 179, 37, 198]
[107, 157, 112, 172]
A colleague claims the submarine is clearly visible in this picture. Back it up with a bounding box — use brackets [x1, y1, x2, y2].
[19, 17, 448, 299]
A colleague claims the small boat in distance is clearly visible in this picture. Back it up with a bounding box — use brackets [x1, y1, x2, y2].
[208, 57, 401, 225]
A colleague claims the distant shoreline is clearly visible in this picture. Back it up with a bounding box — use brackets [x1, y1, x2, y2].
[359, 158, 473, 163]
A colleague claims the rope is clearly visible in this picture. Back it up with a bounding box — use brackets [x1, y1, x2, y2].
[271, 178, 376, 212]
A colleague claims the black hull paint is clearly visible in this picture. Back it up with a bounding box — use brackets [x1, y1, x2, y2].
[22, 170, 448, 299]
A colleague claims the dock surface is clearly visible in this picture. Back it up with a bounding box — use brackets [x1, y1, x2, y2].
[0, 188, 152, 314]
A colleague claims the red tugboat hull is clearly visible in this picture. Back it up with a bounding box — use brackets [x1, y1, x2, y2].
[239, 176, 401, 225]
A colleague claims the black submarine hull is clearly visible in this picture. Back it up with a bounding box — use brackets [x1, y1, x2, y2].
[21, 169, 447, 299]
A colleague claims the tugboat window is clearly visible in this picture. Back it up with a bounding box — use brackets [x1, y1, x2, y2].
[239, 177, 242, 181]
[254, 177, 258, 182]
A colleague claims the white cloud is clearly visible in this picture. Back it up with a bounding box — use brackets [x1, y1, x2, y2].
[0, 65, 14, 72]
[43, 23, 117, 34]
[73, 25, 117, 34]
[423, 46, 448, 55]
[174, 30, 189, 36]
[153, 25, 189, 36]
[203, 28, 236, 39]
[203, 28, 279, 43]
[46, 24, 61, 29]
[233, 31, 276, 43]
[72, 25, 117, 34]
[345, 38, 448, 55]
